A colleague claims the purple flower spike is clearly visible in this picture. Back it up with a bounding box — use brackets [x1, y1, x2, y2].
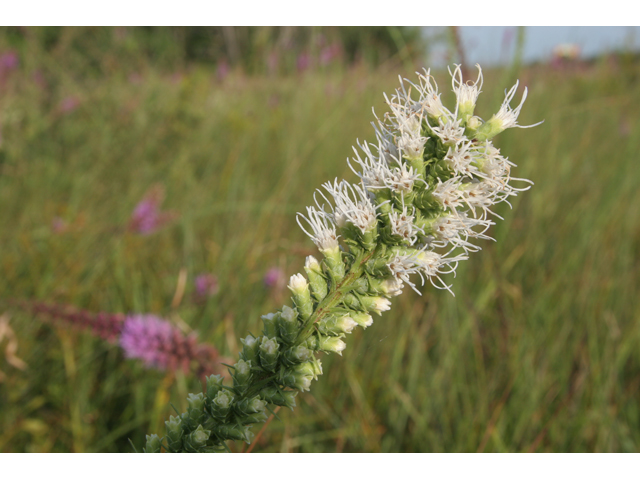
[119, 314, 225, 376]
[23, 302, 225, 378]
[120, 315, 177, 370]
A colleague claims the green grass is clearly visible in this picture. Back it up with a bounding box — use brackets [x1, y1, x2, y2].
[1, 51, 639, 452]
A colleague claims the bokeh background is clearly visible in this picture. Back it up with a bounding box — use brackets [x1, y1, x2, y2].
[0, 26, 639, 452]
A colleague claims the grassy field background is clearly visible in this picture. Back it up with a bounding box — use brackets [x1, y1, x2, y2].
[1, 30, 639, 452]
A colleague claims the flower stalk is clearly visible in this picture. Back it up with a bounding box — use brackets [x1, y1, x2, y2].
[144, 64, 539, 453]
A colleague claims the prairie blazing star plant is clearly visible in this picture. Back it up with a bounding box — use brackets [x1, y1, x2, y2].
[144, 65, 541, 453]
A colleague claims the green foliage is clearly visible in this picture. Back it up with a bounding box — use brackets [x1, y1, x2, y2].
[1, 34, 640, 451]
[0, 26, 426, 76]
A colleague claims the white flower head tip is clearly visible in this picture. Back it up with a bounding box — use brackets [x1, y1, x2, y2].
[288, 273, 308, 294]
[348, 141, 394, 189]
[367, 296, 391, 315]
[332, 339, 347, 355]
[297, 206, 340, 253]
[374, 297, 391, 314]
[350, 312, 374, 328]
[304, 255, 322, 274]
[496, 81, 529, 129]
[339, 316, 358, 334]
[235, 359, 251, 376]
[381, 276, 404, 296]
[322, 179, 378, 234]
[407, 68, 451, 120]
[281, 305, 298, 323]
[493, 82, 543, 131]
[241, 334, 257, 346]
[259, 337, 279, 355]
[318, 336, 347, 355]
[213, 390, 232, 408]
[450, 64, 483, 117]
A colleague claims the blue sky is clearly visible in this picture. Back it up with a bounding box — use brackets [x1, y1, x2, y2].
[425, 27, 640, 66]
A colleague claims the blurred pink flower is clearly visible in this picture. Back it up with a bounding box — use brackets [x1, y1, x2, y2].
[0, 50, 18, 73]
[217, 59, 230, 81]
[195, 273, 219, 298]
[263, 267, 286, 290]
[128, 184, 178, 235]
[297, 52, 311, 72]
[59, 96, 80, 114]
[51, 217, 68, 234]
[320, 44, 341, 66]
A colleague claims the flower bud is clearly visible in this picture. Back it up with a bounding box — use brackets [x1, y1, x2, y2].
[360, 296, 391, 316]
[303, 334, 319, 351]
[185, 425, 210, 450]
[236, 395, 267, 417]
[240, 334, 260, 363]
[259, 336, 280, 372]
[321, 245, 345, 283]
[288, 274, 313, 320]
[235, 359, 251, 378]
[277, 306, 299, 344]
[206, 374, 224, 401]
[211, 390, 233, 420]
[260, 386, 298, 410]
[311, 358, 323, 378]
[318, 334, 347, 355]
[215, 424, 254, 444]
[297, 361, 319, 379]
[305, 254, 322, 273]
[352, 276, 370, 294]
[187, 392, 206, 425]
[466, 115, 483, 131]
[318, 315, 358, 335]
[304, 255, 329, 301]
[288, 273, 308, 294]
[261, 313, 279, 339]
[350, 312, 374, 329]
[380, 277, 404, 297]
[233, 360, 252, 392]
[282, 345, 313, 365]
[164, 415, 183, 452]
[282, 364, 314, 392]
[144, 434, 162, 453]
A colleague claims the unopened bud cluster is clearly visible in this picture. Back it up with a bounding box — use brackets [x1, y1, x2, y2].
[145, 64, 539, 452]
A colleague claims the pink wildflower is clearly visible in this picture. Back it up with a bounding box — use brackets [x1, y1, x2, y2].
[128, 185, 178, 235]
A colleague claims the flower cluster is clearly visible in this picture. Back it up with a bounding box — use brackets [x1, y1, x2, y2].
[144, 64, 539, 453]
[120, 314, 223, 378]
[24, 302, 223, 378]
